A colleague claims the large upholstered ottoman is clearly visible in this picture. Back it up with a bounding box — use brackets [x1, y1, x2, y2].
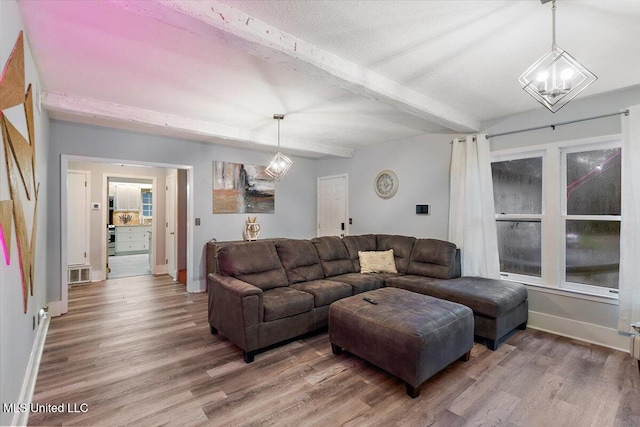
[329, 287, 474, 398]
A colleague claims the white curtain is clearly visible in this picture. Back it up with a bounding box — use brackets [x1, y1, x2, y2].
[618, 105, 640, 333]
[448, 135, 500, 279]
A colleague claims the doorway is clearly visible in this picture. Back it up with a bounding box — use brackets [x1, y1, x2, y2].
[107, 177, 153, 279]
[59, 156, 193, 315]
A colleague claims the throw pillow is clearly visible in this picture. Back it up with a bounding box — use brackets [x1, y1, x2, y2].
[358, 249, 398, 274]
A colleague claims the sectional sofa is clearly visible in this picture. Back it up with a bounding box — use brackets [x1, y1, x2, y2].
[206, 235, 528, 363]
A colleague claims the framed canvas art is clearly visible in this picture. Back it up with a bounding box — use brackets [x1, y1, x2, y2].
[213, 161, 274, 214]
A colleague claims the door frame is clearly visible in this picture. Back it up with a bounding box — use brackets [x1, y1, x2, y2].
[317, 174, 349, 237]
[165, 171, 178, 280]
[59, 154, 195, 316]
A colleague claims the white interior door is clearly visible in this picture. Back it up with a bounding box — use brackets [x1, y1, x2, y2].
[317, 174, 348, 237]
[67, 170, 89, 265]
[166, 172, 177, 280]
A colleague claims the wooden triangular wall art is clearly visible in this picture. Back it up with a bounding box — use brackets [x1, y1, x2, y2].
[2, 115, 34, 200]
[0, 31, 38, 313]
[0, 31, 25, 111]
[0, 200, 13, 264]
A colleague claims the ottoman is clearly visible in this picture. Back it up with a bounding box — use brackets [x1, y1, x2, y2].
[329, 287, 474, 398]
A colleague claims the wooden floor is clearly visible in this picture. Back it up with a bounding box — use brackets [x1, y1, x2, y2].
[30, 275, 640, 426]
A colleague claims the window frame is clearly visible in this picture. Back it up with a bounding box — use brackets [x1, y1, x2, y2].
[491, 135, 622, 300]
[560, 141, 622, 297]
[141, 189, 153, 218]
[492, 150, 546, 286]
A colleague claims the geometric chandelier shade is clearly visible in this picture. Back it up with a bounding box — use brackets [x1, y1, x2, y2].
[519, 0, 597, 113]
[265, 114, 293, 181]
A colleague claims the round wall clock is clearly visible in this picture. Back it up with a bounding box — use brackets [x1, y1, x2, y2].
[374, 170, 398, 199]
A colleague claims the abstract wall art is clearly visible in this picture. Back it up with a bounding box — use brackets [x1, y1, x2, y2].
[212, 161, 274, 214]
[1, 31, 40, 313]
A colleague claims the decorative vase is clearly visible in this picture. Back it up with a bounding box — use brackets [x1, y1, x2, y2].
[244, 217, 261, 241]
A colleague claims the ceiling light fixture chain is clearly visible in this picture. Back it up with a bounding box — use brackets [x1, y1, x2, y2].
[551, 0, 557, 49]
[518, 0, 597, 113]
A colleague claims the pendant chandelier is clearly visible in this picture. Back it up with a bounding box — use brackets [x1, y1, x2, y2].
[265, 114, 293, 181]
[518, 0, 597, 113]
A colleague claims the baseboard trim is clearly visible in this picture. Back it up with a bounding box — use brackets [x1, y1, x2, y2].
[12, 311, 50, 427]
[528, 310, 629, 353]
[47, 300, 65, 317]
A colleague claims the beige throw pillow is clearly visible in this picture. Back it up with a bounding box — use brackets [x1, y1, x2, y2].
[359, 249, 398, 274]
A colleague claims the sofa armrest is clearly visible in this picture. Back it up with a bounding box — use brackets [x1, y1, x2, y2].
[208, 273, 263, 350]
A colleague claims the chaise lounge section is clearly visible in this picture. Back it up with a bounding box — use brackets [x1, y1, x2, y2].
[207, 234, 528, 362]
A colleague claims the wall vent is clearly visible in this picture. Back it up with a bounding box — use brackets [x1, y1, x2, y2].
[68, 265, 91, 284]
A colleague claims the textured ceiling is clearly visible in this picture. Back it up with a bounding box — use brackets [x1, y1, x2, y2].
[17, 0, 640, 158]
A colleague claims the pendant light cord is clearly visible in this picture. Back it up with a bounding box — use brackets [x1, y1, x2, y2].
[551, 0, 556, 49]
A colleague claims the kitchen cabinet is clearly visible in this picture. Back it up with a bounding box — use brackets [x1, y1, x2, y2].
[114, 184, 142, 211]
[115, 226, 151, 254]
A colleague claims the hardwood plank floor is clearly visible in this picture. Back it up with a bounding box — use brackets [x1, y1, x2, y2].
[29, 275, 640, 426]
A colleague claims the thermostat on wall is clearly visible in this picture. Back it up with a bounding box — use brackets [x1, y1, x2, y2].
[416, 204, 430, 215]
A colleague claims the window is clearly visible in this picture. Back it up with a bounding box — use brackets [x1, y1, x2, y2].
[492, 138, 621, 297]
[492, 156, 543, 278]
[563, 147, 621, 292]
[142, 190, 152, 217]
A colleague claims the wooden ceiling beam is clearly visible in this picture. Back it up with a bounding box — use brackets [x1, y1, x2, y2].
[42, 92, 354, 158]
[113, 0, 481, 133]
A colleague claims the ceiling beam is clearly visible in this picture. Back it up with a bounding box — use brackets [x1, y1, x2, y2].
[42, 92, 354, 158]
[113, 0, 481, 133]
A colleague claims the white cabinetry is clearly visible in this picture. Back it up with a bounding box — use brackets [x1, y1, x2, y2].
[115, 226, 151, 254]
[114, 184, 141, 211]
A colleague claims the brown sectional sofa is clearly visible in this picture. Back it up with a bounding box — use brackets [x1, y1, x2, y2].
[206, 234, 528, 363]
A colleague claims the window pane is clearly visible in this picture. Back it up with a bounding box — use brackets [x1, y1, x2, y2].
[496, 220, 541, 277]
[566, 220, 620, 289]
[566, 148, 621, 215]
[492, 157, 542, 214]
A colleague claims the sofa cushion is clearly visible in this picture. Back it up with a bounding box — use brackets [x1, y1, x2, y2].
[275, 240, 324, 284]
[291, 279, 353, 307]
[387, 275, 527, 318]
[329, 273, 385, 294]
[263, 287, 314, 322]
[407, 239, 459, 279]
[359, 250, 398, 274]
[343, 234, 377, 271]
[311, 236, 355, 277]
[376, 235, 416, 273]
[217, 242, 288, 290]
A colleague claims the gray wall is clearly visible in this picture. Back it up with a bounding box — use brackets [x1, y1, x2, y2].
[0, 1, 50, 423]
[485, 85, 640, 152]
[48, 121, 319, 299]
[317, 134, 454, 240]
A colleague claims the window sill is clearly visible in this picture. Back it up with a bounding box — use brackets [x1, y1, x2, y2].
[501, 277, 619, 306]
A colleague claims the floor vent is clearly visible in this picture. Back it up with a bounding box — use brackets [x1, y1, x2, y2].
[68, 265, 91, 284]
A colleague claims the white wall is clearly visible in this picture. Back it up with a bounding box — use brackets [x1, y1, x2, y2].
[317, 134, 454, 240]
[482, 85, 640, 350]
[0, 1, 50, 424]
[47, 120, 319, 301]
